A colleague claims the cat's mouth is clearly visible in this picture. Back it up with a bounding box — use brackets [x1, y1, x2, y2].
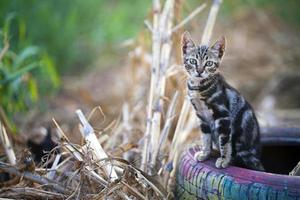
[196, 73, 204, 78]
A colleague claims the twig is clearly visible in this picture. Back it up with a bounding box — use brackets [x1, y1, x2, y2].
[52, 118, 83, 161]
[0, 162, 67, 194]
[172, 3, 207, 33]
[0, 187, 65, 200]
[144, 20, 154, 32]
[121, 181, 147, 200]
[47, 154, 61, 179]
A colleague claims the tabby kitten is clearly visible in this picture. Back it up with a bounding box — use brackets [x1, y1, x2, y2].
[182, 31, 264, 171]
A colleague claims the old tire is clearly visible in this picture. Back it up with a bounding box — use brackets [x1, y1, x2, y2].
[175, 128, 300, 200]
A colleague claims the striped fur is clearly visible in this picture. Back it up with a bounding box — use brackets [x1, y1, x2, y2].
[182, 32, 264, 171]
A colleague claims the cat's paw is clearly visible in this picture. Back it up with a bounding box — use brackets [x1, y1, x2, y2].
[194, 150, 210, 162]
[215, 157, 230, 168]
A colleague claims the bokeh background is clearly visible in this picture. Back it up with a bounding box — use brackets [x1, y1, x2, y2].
[0, 0, 300, 135]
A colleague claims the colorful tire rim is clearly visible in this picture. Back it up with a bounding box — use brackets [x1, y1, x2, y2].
[176, 128, 300, 200]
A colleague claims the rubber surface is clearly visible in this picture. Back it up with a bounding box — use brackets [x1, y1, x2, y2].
[175, 145, 300, 200]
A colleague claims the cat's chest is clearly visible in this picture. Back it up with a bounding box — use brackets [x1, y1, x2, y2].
[188, 79, 212, 110]
[187, 79, 205, 99]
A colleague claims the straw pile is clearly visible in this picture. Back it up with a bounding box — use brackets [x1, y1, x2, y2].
[0, 0, 223, 199]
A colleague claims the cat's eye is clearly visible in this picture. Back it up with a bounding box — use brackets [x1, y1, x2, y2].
[206, 61, 213, 67]
[189, 58, 197, 65]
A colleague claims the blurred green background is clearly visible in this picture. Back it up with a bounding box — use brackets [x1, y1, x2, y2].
[0, 0, 299, 131]
[0, 0, 151, 74]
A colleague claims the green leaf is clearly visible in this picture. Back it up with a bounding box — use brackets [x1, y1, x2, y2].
[28, 77, 38, 102]
[13, 46, 40, 69]
[0, 61, 40, 85]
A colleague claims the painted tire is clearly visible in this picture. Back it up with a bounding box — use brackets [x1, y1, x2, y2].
[175, 128, 300, 200]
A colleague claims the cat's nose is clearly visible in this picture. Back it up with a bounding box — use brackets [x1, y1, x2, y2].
[196, 67, 204, 74]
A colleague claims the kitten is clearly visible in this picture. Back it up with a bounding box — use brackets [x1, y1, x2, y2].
[182, 31, 264, 171]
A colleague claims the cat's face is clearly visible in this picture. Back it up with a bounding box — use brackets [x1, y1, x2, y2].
[182, 32, 225, 79]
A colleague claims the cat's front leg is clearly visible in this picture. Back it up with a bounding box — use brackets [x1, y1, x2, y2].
[194, 110, 213, 162]
[214, 118, 232, 168]
[194, 133, 212, 161]
[189, 98, 213, 162]
[215, 134, 232, 168]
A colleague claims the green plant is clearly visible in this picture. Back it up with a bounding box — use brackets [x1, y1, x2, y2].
[0, 17, 59, 132]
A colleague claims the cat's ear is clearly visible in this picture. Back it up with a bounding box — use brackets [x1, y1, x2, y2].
[211, 36, 225, 59]
[182, 31, 195, 55]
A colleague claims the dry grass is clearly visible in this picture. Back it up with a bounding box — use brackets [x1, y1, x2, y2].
[0, 0, 222, 198]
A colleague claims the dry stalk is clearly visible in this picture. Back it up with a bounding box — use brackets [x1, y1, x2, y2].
[141, 0, 161, 172]
[156, 91, 179, 159]
[47, 153, 61, 179]
[52, 118, 108, 186]
[76, 109, 118, 181]
[142, 0, 208, 175]
[149, 0, 175, 172]
[0, 122, 16, 165]
[172, 3, 207, 33]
